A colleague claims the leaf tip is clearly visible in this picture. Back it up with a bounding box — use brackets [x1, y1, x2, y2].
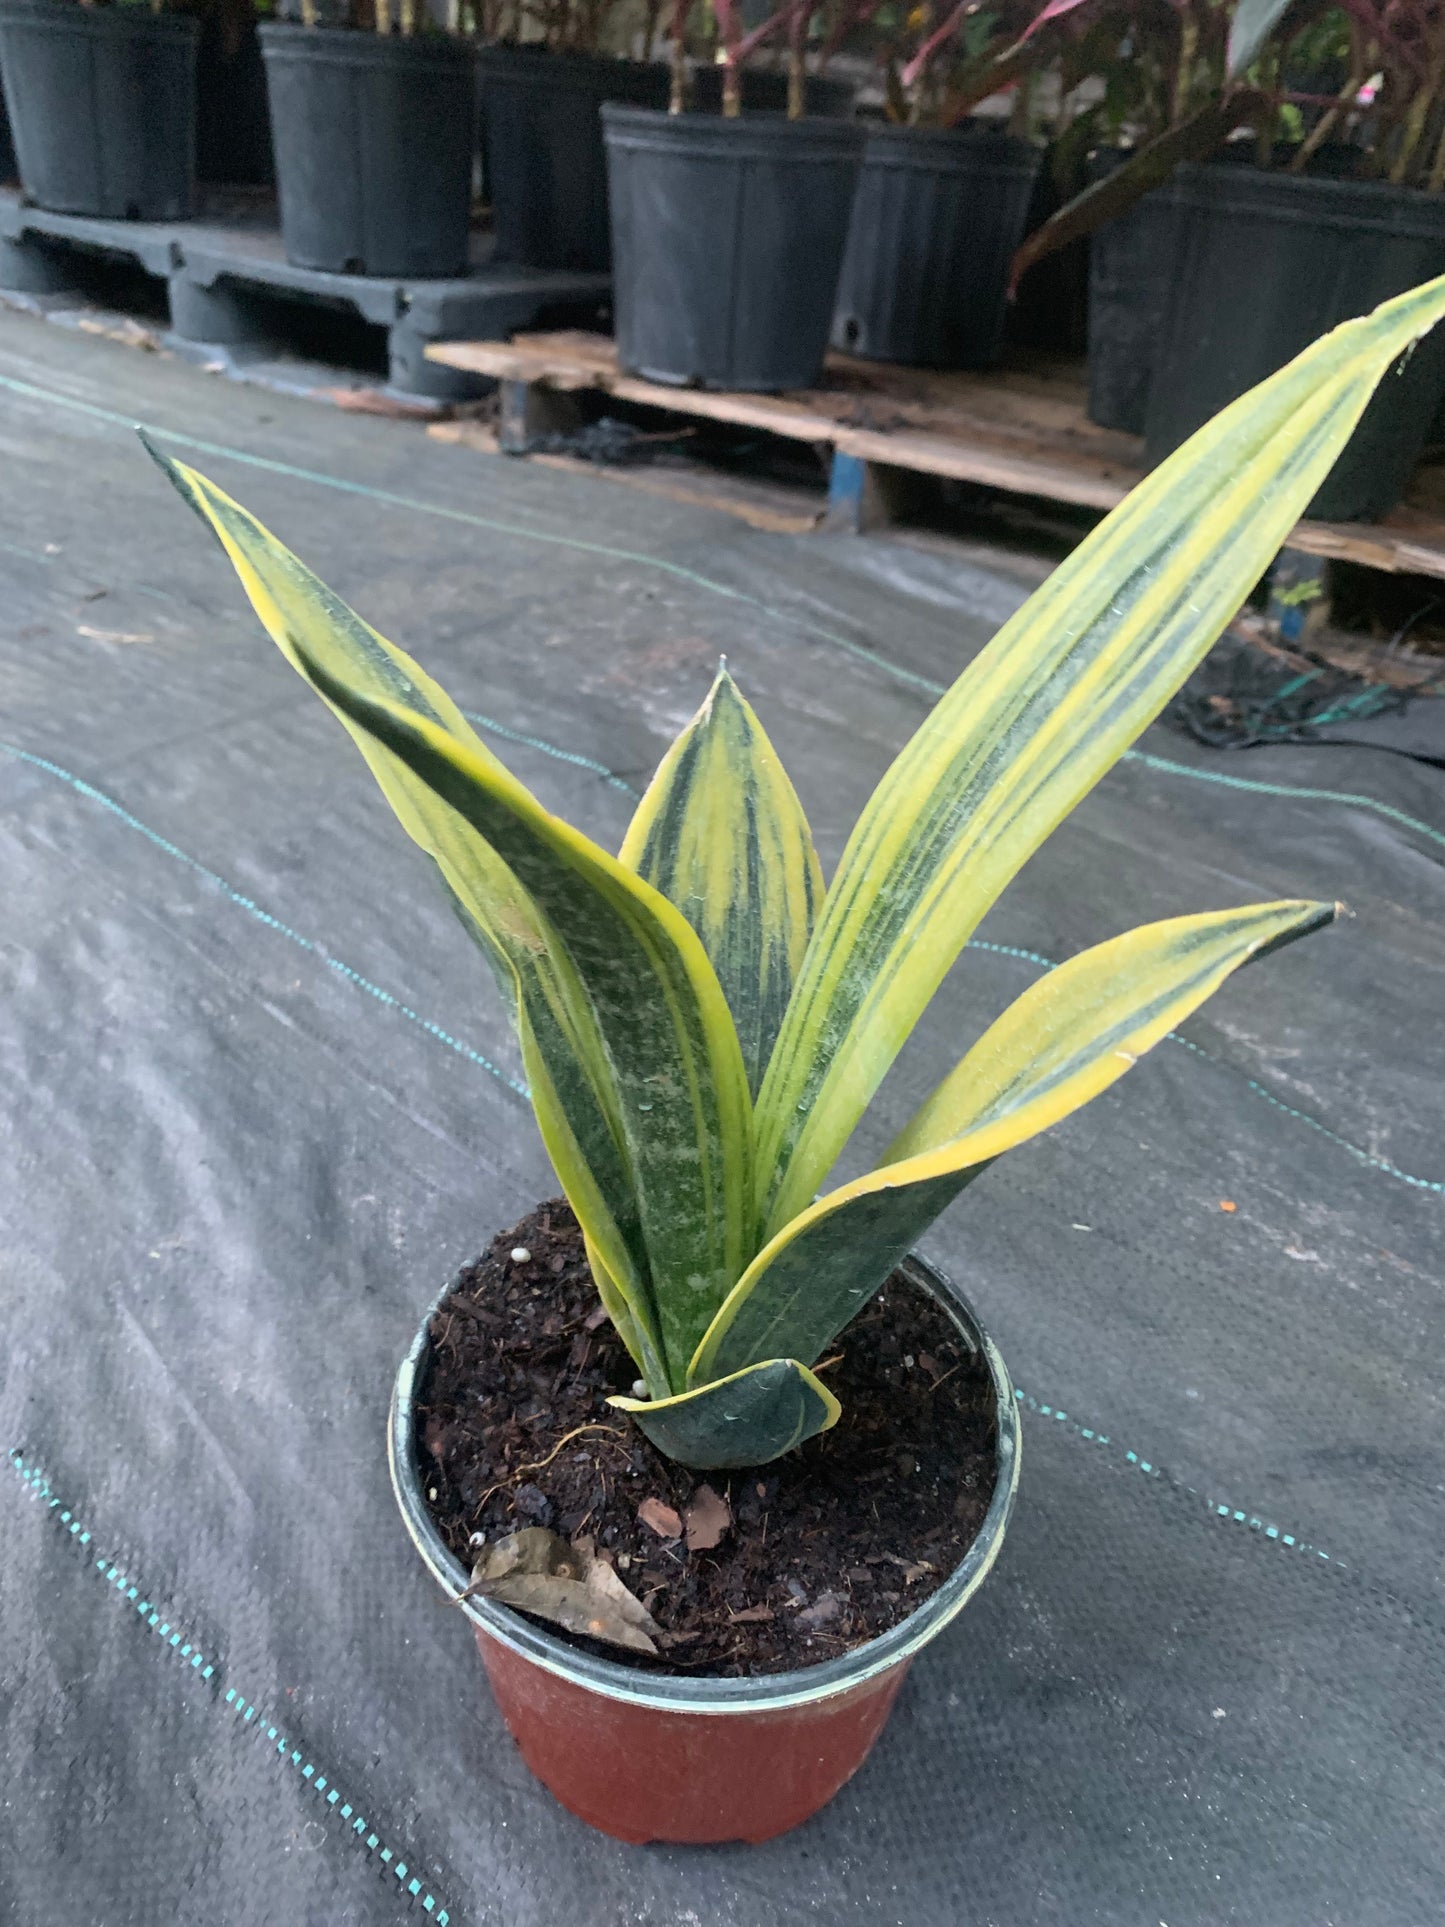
[709, 655, 742, 703]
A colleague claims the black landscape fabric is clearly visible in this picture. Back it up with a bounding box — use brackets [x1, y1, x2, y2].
[0, 313, 1442, 1926]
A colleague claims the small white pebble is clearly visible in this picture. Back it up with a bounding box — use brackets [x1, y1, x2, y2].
[630, 1379, 648, 1399]
[428, 1488, 438, 1502]
[1212, 1707, 1227, 1720]
[616, 1553, 631, 1570]
[903, 1354, 915, 1369]
[510, 1246, 532, 1264]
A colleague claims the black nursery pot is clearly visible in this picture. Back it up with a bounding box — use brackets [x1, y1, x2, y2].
[831, 122, 1039, 369]
[0, 0, 199, 220]
[477, 53, 857, 275]
[478, 46, 668, 273]
[1085, 156, 1178, 434]
[196, 15, 273, 187]
[1005, 148, 1088, 356]
[259, 23, 476, 277]
[603, 105, 865, 392]
[0, 73, 13, 183]
[1145, 163, 1445, 521]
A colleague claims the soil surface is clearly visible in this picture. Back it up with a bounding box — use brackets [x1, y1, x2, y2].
[417, 1201, 998, 1677]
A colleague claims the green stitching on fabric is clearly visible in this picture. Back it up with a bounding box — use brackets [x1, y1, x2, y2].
[0, 741, 528, 1102]
[1121, 748, 1445, 854]
[964, 939, 1444, 1197]
[6, 1449, 453, 1926]
[462, 710, 641, 797]
[5, 737, 1437, 1194]
[1012, 1390, 1339, 1564]
[0, 370, 944, 691]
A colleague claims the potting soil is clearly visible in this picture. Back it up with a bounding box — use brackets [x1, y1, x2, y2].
[1, 311, 1443, 1925]
[418, 1201, 999, 1675]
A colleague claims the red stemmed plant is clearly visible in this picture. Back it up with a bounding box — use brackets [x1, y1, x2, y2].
[660, 0, 824, 115]
[1012, 1, 1445, 280]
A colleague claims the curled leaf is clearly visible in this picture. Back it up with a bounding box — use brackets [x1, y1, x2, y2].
[460, 1528, 661, 1655]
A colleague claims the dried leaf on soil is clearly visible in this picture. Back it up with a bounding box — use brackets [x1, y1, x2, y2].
[638, 1496, 683, 1541]
[461, 1527, 661, 1655]
[683, 1483, 732, 1552]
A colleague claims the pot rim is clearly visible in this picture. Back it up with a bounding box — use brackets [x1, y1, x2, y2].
[0, 0, 199, 36]
[389, 1245, 1019, 1714]
[1174, 158, 1445, 240]
[860, 121, 1039, 166]
[601, 101, 864, 158]
[258, 19, 476, 66]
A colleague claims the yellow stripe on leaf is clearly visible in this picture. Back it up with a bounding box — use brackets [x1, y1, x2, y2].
[149, 449, 751, 1393]
[755, 276, 1445, 1240]
[290, 665, 755, 1392]
[697, 898, 1336, 1384]
[621, 664, 823, 1099]
[610, 1357, 839, 1469]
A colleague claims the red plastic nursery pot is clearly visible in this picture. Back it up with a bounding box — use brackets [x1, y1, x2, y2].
[389, 1249, 1020, 1845]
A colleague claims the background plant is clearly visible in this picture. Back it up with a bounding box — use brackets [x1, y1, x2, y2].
[1014, 2, 1445, 278]
[151, 277, 1445, 1470]
[287, 0, 472, 36]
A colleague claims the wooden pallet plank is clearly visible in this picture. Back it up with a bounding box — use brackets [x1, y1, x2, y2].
[427, 331, 1445, 580]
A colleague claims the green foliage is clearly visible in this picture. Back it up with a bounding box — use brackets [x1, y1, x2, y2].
[154, 277, 1445, 1468]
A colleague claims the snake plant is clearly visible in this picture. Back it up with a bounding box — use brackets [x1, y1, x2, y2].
[152, 276, 1445, 1469]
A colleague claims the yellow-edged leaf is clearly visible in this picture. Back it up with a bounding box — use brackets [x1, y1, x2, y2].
[621, 663, 823, 1098]
[292, 663, 755, 1390]
[149, 447, 737, 1391]
[610, 1357, 839, 1469]
[581, 1229, 656, 1383]
[755, 275, 1445, 1239]
[697, 898, 1336, 1382]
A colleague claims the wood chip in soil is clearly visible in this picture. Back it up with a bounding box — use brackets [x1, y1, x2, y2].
[417, 1200, 997, 1678]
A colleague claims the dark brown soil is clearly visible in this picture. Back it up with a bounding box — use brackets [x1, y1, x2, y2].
[416, 1200, 998, 1677]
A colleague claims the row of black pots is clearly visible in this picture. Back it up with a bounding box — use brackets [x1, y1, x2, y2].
[1089, 159, 1445, 521]
[0, 4, 479, 274]
[601, 110, 1040, 396]
[0, 0, 1040, 377]
[601, 111, 1042, 393]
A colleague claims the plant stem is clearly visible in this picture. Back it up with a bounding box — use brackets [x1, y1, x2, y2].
[787, 0, 806, 119]
[1289, 51, 1366, 175]
[300, 0, 317, 25]
[1391, 44, 1445, 187]
[399, 0, 415, 32]
[1007, 70, 1032, 139]
[1254, 52, 1278, 167]
[884, 55, 907, 124]
[375, 0, 392, 35]
[668, 0, 691, 112]
[723, 57, 741, 116]
[1171, 2, 1197, 125]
